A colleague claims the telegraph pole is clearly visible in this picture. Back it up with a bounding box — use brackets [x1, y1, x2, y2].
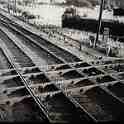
[15, 0, 16, 15]
[93, 0, 105, 48]
[7, 0, 10, 13]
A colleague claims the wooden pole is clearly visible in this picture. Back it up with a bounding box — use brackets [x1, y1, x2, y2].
[15, 0, 16, 15]
[93, 0, 105, 48]
[8, 0, 10, 13]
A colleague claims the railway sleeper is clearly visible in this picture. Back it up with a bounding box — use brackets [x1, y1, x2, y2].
[70, 86, 124, 121]
[1, 58, 124, 75]
[106, 82, 124, 100]
[0, 63, 124, 84]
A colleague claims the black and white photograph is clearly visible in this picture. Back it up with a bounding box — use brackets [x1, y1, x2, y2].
[0, 0, 123, 122]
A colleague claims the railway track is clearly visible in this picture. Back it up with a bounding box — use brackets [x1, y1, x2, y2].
[0, 12, 124, 122]
[41, 28, 106, 59]
[0, 34, 83, 123]
[0, 13, 81, 63]
[0, 13, 87, 123]
[0, 48, 12, 70]
[0, 54, 124, 122]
